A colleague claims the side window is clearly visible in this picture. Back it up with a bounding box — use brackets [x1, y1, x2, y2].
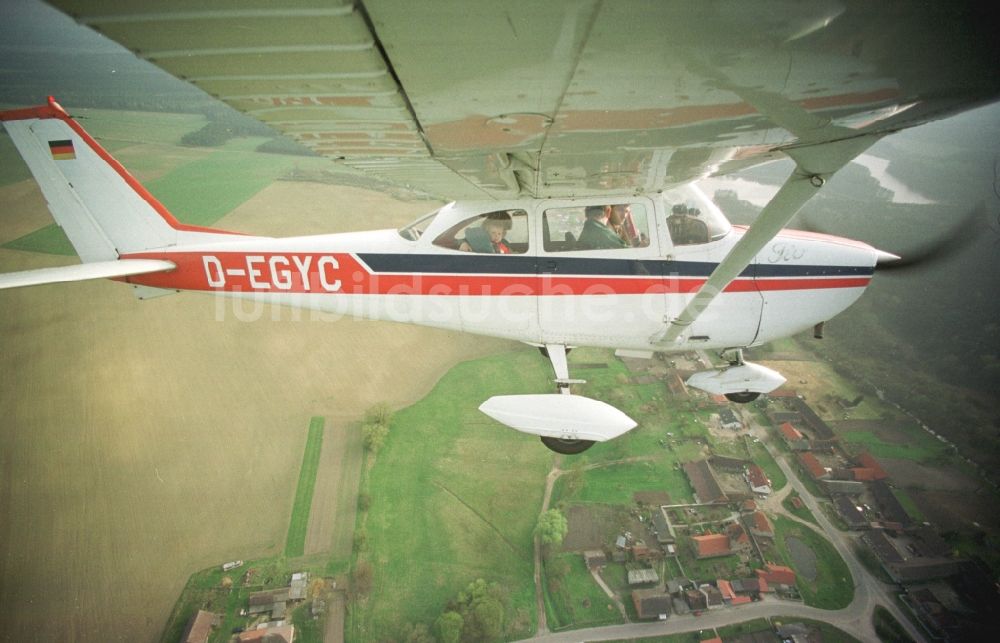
[543, 203, 650, 252]
[432, 210, 528, 254]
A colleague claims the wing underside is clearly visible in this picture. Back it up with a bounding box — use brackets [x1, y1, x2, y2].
[51, 1, 1000, 200]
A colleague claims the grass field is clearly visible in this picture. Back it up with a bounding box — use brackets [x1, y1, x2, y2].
[0, 132, 509, 641]
[782, 491, 819, 525]
[544, 553, 623, 630]
[840, 429, 950, 463]
[347, 349, 554, 641]
[285, 417, 325, 558]
[772, 516, 853, 609]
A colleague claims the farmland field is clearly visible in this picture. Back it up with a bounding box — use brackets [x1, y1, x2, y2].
[0, 112, 514, 642]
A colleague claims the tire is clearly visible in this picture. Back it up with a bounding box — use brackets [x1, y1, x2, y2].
[540, 436, 595, 454]
[725, 391, 760, 403]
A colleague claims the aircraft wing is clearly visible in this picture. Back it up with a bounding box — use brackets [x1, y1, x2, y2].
[49, 1, 1000, 200]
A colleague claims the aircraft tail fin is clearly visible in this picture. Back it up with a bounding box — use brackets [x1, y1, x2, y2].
[0, 97, 234, 263]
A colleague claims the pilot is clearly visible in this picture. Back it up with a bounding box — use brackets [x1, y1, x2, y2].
[459, 212, 513, 254]
[576, 205, 629, 250]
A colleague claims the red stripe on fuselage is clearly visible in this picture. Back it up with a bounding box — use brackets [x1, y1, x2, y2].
[122, 251, 870, 296]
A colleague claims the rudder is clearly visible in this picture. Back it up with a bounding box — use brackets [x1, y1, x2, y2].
[1, 98, 181, 262]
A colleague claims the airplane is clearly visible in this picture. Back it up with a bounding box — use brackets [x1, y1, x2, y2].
[1, 1, 998, 454]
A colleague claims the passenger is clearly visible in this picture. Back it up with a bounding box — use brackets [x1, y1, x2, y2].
[608, 203, 639, 246]
[667, 204, 709, 245]
[459, 212, 513, 253]
[576, 205, 628, 250]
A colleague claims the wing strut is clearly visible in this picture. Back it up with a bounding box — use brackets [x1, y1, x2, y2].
[653, 134, 881, 346]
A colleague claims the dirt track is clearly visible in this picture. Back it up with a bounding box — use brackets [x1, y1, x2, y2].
[0, 179, 513, 642]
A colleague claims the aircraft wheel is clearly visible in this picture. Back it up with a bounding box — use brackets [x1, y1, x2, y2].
[540, 436, 595, 454]
[725, 391, 760, 403]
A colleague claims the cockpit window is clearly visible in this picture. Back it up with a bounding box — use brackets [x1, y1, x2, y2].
[543, 203, 650, 252]
[397, 209, 439, 241]
[432, 209, 528, 254]
[663, 185, 730, 246]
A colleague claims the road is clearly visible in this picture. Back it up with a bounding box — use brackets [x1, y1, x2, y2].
[524, 412, 930, 642]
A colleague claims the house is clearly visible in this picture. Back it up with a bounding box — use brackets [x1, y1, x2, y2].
[685, 588, 708, 611]
[871, 480, 911, 526]
[779, 422, 808, 450]
[628, 568, 659, 587]
[683, 460, 727, 504]
[238, 624, 295, 643]
[717, 578, 736, 601]
[181, 610, 218, 643]
[719, 408, 742, 430]
[757, 563, 796, 588]
[651, 506, 676, 547]
[797, 452, 829, 480]
[748, 511, 773, 538]
[852, 452, 889, 481]
[833, 495, 868, 530]
[692, 533, 731, 559]
[745, 464, 771, 495]
[632, 588, 672, 620]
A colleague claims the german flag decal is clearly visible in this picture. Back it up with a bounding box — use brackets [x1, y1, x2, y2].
[49, 139, 75, 160]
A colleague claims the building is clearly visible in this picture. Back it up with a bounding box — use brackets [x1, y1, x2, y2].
[632, 588, 672, 620]
[238, 624, 295, 643]
[745, 464, 771, 495]
[289, 572, 308, 600]
[583, 549, 607, 569]
[778, 422, 809, 450]
[683, 460, 727, 504]
[833, 495, 868, 529]
[853, 452, 889, 480]
[757, 563, 796, 589]
[247, 588, 291, 619]
[692, 533, 731, 559]
[628, 568, 660, 587]
[181, 610, 218, 643]
[651, 506, 676, 548]
[700, 583, 724, 609]
[797, 452, 829, 480]
[871, 480, 911, 527]
[748, 511, 773, 538]
[719, 408, 742, 430]
[685, 588, 708, 611]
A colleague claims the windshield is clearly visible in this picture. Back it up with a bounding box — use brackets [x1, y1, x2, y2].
[662, 184, 731, 246]
[397, 209, 440, 241]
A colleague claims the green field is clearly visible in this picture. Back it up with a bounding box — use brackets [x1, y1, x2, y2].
[840, 429, 950, 463]
[782, 491, 818, 525]
[772, 516, 853, 609]
[544, 553, 623, 630]
[285, 417, 325, 558]
[347, 349, 553, 641]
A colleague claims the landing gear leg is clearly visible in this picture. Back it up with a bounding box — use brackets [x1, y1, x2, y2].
[538, 344, 593, 454]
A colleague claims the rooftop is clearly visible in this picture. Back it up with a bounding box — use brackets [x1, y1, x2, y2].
[692, 533, 731, 558]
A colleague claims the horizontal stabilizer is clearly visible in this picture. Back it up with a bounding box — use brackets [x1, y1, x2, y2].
[0, 259, 175, 290]
[479, 394, 637, 442]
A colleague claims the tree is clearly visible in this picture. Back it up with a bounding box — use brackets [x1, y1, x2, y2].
[364, 402, 393, 426]
[535, 509, 568, 545]
[362, 421, 389, 453]
[351, 560, 373, 599]
[435, 611, 463, 643]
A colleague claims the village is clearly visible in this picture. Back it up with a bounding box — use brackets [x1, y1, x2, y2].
[542, 350, 991, 641]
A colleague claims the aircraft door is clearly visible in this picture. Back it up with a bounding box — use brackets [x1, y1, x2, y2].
[536, 199, 667, 348]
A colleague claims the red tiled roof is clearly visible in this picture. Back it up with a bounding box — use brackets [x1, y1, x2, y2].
[741, 499, 758, 511]
[747, 464, 770, 489]
[693, 533, 731, 558]
[757, 563, 796, 586]
[717, 579, 736, 600]
[752, 511, 773, 535]
[726, 522, 750, 545]
[780, 422, 804, 440]
[852, 467, 878, 481]
[797, 452, 827, 479]
[857, 452, 888, 479]
[731, 595, 752, 605]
